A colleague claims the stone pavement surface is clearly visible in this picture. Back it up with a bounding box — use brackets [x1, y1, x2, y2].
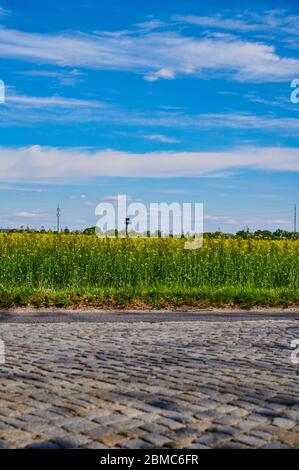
[0, 319, 299, 449]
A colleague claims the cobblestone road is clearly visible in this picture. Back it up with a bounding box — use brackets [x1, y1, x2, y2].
[0, 319, 299, 449]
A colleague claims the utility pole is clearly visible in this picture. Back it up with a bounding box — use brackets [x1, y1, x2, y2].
[125, 217, 131, 237]
[294, 204, 297, 233]
[57, 205, 61, 233]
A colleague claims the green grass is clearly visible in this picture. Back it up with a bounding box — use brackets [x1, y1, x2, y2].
[0, 286, 297, 310]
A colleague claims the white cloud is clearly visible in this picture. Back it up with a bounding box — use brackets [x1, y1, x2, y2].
[0, 184, 44, 192]
[0, 6, 8, 17]
[144, 68, 176, 82]
[13, 211, 41, 218]
[69, 194, 87, 199]
[3, 89, 299, 135]
[102, 195, 139, 203]
[0, 145, 298, 181]
[198, 113, 299, 131]
[134, 19, 167, 33]
[267, 219, 291, 224]
[142, 134, 180, 143]
[0, 91, 110, 127]
[151, 189, 186, 194]
[175, 15, 260, 33]
[175, 10, 299, 37]
[20, 69, 83, 86]
[8, 93, 105, 108]
[0, 23, 298, 82]
[204, 214, 238, 225]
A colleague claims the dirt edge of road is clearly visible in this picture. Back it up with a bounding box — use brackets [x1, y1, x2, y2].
[2, 305, 299, 314]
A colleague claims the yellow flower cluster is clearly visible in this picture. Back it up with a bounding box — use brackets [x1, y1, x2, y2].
[0, 233, 298, 290]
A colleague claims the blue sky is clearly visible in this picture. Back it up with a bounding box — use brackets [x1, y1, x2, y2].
[0, 0, 299, 231]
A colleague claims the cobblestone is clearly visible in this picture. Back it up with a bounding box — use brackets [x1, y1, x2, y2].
[0, 319, 298, 448]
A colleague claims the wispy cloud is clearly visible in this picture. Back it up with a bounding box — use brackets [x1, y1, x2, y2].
[2, 89, 299, 135]
[150, 189, 186, 194]
[175, 9, 299, 37]
[175, 14, 259, 33]
[8, 93, 105, 108]
[0, 6, 9, 17]
[134, 19, 167, 33]
[0, 184, 44, 192]
[0, 91, 110, 127]
[69, 194, 87, 199]
[142, 134, 180, 143]
[198, 112, 299, 132]
[0, 145, 298, 181]
[20, 69, 83, 87]
[13, 211, 41, 218]
[0, 21, 299, 83]
[144, 68, 175, 82]
[102, 195, 139, 203]
[204, 214, 238, 225]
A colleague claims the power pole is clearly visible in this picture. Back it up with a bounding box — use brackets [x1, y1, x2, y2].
[294, 204, 297, 233]
[125, 217, 130, 237]
[57, 205, 61, 233]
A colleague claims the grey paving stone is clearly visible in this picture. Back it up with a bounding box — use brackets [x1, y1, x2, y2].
[0, 319, 298, 449]
[234, 434, 268, 447]
[272, 417, 296, 429]
[26, 441, 61, 449]
[198, 432, 230, 446]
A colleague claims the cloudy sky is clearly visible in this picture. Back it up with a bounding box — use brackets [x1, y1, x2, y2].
[0, 0, 298, 231]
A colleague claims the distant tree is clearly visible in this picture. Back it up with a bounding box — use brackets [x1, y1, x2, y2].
[83, 227, 96, 235]
[254, 230, 272, 239]
[236, 228, 252, 239]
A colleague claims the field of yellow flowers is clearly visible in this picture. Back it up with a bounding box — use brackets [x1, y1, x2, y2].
[0, 233, 298, 308]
